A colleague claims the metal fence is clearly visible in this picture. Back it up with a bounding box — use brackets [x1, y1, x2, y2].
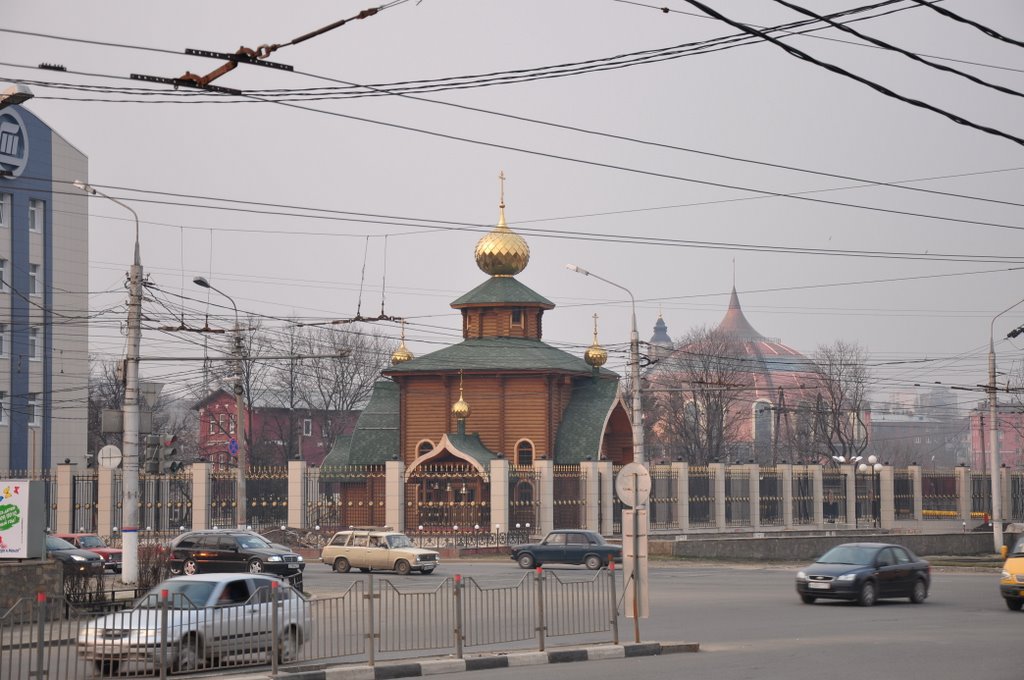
[822, 470, 847, 524]
[791, 468, 814, 525]
[1012, 473, 1024, 523]
[552, 465, 586, 530]
[758, 467, 783, 527]
[893, 471, 914, 520]
[724, 469, 750, 527]
[922, 471, 958, 519]
[0, 570, 620, 679]
[688, 466, 715, 529]
[309, 465, 387, 531]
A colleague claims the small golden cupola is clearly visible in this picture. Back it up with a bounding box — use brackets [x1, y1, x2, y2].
[584, 313, 608, 368]
[451, 370, 471, 421]
[474, 171, 530, 277]
[391, 320, 414, 365]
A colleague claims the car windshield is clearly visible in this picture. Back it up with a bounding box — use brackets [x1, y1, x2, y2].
[46, 536, 76, 550]
[77, 536, 105, 549]
[236, 535, 273, 550]
[387, 534, 414, 549]
[1011, 538, 1024, 556]
[817, 545, 877, 565]
[137, 581, 216, 610]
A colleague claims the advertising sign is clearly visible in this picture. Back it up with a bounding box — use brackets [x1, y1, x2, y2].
[0, 479, 29, 558]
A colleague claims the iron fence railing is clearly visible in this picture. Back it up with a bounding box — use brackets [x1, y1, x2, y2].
[822, 470, 847, 525]
[688, 466, 715, 529]
[894, 471, 914, 520]
[0, 570, 620, 680]
[758, 467, 783, 527]
[725, 469, 750, 527]
[649, 465, 678, 530]
[791, 468, 814, 525]
[922, 471, 958, 520]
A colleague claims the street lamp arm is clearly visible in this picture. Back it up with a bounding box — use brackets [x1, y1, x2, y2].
[565, 264, 635, 308]
[73, 181, 140, 265]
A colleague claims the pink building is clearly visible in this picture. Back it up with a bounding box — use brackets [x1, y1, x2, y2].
[970, 402, 1024, 471]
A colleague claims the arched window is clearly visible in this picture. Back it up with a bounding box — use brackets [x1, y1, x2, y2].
[516, 439, 534, 466]
[753, 400, 773, 456]
[416, 440, 434, 457]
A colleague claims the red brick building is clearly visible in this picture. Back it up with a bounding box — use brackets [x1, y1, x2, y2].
[194, 389, 358, 468]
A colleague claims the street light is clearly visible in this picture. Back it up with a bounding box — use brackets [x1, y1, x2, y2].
[565, 264, 644, 464]
[987, 297, 1024, 552]
[73, 180, 142, 585]
[858, 455, 883, 529]
[193, 275, 247, 529]
[0, 84, 34, 110]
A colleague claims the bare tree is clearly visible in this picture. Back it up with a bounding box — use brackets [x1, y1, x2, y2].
[644, 326, 753, 464]
[813, 340, 871, 463]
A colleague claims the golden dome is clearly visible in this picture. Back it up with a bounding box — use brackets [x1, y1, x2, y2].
[475, 172, 529, 277]
[451, 395, 471, 419]
[452, 369, 471, 419]
[391, 341, 413, 365]
[391, 321, 414, 364]
[584, 313, 608, 368]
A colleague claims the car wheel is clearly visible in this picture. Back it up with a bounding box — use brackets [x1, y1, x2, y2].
[420, 567, 435, 575]
[182, 558, 199, 576]
[584, 554, 603, 570]
[517, 553, 536, 569]
[909, 579, 928, 604]
[800, 594, 816, 604]
[1005, 598, 1023, 611]
[169, 565, 182, 576]
[395, 560, 412, 576]
[334, 557, 351, 573]
[173, 633, 204, 672]
[277, 626, 301, 664]
[248, 558, 264, 574]
[93, 659, 120, 675]
[858, 581, 877, 607]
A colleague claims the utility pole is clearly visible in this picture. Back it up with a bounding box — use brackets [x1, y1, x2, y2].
[75, 180, 142, 585]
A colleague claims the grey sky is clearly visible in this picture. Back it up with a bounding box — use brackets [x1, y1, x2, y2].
[4, 0, 1023, 413]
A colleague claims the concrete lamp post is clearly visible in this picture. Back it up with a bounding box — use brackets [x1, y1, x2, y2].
[193, 275, 248, 530]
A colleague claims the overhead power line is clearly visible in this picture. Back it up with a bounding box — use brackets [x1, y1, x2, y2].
[770, 0, 1024, 100]
[907, 0, 1024, 49]
[682, 0, 1024, 149]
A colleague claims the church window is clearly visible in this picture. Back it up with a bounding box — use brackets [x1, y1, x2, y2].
[516, 439, 534, 466]
[511, 309, 523, 328]
[417, 440, 434, 457]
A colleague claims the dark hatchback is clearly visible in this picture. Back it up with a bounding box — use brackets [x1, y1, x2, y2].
[795, 542, 930, 606]
[45, 535, 104, 574]
[511, 530, 622, 570]
[168, 530, 305, 578]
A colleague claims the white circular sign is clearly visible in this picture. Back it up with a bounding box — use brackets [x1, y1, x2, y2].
[615, 462, 651, 508]
[0, 109, 30, 178]
[98, 445, 123, 469]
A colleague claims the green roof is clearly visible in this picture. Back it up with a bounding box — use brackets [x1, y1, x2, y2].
[384, 337, 618, 376]
[344, 380, 400, 465]
[444, 432, 499, 466]
[554, 377, 622, 464]
[320, 434, 354, 468]
[451, 277, 554, 308]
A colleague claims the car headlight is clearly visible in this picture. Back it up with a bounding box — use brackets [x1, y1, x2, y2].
[267, 555, 283, 562]
[70, 555, 86, 562]
[1002, 570, 1011, 580]
[836, 573, 857, 581]
[296, 555, 303, 562]
[796, 571, 806, 580]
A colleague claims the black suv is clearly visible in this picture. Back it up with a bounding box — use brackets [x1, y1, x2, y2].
[168, 530, 305, 579]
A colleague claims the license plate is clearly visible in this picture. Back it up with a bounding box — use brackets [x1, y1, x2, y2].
[809, 582, 830, 590]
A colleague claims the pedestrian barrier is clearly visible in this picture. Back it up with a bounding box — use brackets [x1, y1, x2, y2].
[0, 569, 620, 679]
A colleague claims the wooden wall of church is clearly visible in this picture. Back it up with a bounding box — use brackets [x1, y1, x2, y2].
[397, 372, 576, 461]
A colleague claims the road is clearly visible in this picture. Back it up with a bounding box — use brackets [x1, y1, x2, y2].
[304, 558, 1019, 680]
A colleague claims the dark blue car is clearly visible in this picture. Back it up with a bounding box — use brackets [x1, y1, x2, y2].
[511, 530, 621, 570]
[795, 542, 930, 606]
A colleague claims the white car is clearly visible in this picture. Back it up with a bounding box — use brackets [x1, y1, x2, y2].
[77, 574, 311, 675]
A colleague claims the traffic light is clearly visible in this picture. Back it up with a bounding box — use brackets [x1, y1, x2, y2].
[144, 434, 160, 474]
[160, 435, 181, 473]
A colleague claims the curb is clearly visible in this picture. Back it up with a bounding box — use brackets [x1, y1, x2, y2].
[286, 641, 699, 680]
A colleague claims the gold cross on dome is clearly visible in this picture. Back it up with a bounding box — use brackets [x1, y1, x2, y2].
[498, 170, 506, 208]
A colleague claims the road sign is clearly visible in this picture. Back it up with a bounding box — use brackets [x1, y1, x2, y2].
[98, 445, 123, 470]
[615, 462, 651, 507]
[229, 438, 238, 455]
